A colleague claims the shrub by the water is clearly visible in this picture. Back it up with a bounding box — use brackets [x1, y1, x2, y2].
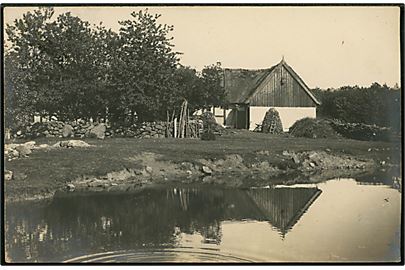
[289, 118, 340, 139]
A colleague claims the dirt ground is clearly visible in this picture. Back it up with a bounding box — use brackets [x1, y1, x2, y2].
[4, 130, 401, 202]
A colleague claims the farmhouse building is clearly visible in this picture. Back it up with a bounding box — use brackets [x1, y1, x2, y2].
[212, 58, 320, 131]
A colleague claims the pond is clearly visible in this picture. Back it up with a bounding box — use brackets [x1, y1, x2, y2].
[4, 178, 401, 263]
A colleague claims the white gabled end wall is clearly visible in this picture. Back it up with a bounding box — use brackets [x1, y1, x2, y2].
[249, 106, 317, 132]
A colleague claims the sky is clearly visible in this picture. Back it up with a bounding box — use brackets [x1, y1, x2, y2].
[3, 6, 401, 89]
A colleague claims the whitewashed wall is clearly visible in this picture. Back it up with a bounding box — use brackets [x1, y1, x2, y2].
[249, 106, 316, 131]
[194, 107, 232, 126]
[212, 107, 233, 126]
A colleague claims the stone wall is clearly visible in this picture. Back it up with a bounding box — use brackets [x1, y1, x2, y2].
[112, 122, 168, 138]
[10, 120, 200, 139]
[330, 120, 397, 142]
[12, 121, 108, 139]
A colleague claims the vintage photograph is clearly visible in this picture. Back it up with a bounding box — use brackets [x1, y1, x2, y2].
[2, 4, 403, 264]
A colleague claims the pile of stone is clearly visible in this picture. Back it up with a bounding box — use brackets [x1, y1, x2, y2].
[261, 108, 283, 134]
[12, 121, 108, 140]
[5, 141, 48, 160]
[13, 121, 65, 139]
[52, 140, 91, 148]
[282, 150, 372, 171]
[10, 120, 204, 139]
[112, 124, 137, 137]
[71, 121, 107, 139]
[5, 140, 92, 161]
[134, 122, 167, 138]
[112, 121, 168, 139]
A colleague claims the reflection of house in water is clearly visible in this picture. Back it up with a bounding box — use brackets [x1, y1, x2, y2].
[244, 188, 322, 237]
[6, 186, 322, 262]
[169, 186, 322, 238]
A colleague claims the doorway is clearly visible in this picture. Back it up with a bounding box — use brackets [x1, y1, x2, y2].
[235, 105, 249, 129]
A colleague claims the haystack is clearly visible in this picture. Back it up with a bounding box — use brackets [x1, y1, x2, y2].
[261, 108, 283, 134]
[289, 118, 340, 139]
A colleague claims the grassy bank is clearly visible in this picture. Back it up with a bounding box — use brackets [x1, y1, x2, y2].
[4, 130, 401, 201]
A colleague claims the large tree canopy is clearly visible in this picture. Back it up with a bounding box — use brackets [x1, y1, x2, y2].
[312, 83, 401, 131]
[3, 8, 229, 128]
[173, 64, 226, 114]
[5, 7, 118, 122]
[110, 10, 179, 122]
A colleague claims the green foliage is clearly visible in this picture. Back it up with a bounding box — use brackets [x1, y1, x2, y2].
[5, 8, 55, 128]
[173, 65, 226, 114]
[200, 63, 227, 109]
[4, 8, 227, 127]
[4, 54, 33, 130]
[5, 7, 118, 123]
[312, 83, 401, 131]
[110, 10, 179, 122]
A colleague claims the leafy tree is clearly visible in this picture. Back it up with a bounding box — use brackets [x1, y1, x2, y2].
[5, 8, 228, 127]
[172, 66, 202, 113]
[110, 9, 179, 122]
[4, 53, 33, 130]
[5, 7, 56, 123]
[47, 13, 118, 121]
[172, 64, 227, 115]
[45, 12, 100, 121]
[5, 8, 119, 122]
[90, 25, 120, 121]
[313, 83, 401, 131]
[200, 63, 227, 109]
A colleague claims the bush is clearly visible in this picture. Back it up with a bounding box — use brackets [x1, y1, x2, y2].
[290, 117, 398, 142]
[330, 120, 397, 142]
[289, 118, 340, 139]
[200, 111, 225, 135]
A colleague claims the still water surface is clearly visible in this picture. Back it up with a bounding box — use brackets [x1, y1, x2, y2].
[5, 178, 401, 263]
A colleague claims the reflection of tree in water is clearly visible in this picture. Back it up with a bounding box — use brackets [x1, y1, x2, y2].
[167, 188, 224, 244]
[5, 188, 228, 262]
[354, 168, 402, 192]
[5, 186, 322, 262]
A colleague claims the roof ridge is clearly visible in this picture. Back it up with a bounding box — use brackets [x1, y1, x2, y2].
[224, 61, 321, 105]
[224, 67, 273, 71]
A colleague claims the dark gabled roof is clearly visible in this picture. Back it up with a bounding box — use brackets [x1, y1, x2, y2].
[246, 187, 322, 237]
[221, 186, 322, 237]
[223, 59, 321, 105]
[223, 65, 277, 104]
